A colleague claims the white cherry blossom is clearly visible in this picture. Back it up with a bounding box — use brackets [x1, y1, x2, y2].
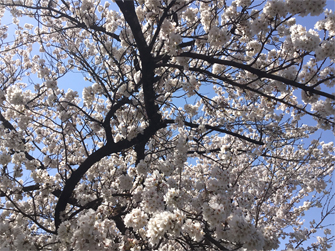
[0, 0, 334, 250]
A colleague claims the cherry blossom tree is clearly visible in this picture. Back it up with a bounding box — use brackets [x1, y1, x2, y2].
[0, 0, 334, 250]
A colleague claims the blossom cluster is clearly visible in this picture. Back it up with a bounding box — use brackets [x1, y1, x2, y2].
[147, 210, 185, 245]
[290, 24, 321, 52]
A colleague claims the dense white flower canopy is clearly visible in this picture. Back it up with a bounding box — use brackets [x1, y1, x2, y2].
[0, 0, 334, 250]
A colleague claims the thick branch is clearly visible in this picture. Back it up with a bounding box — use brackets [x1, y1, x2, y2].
[160, 63, 334, 126]
[102, 97, 130, 143]
[179, 52, 335, 100]
[116, 1, 148, 55]
[204, 233, 230, 251]
[54, 120, 167, 229]
[117, 0, 160, 124]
